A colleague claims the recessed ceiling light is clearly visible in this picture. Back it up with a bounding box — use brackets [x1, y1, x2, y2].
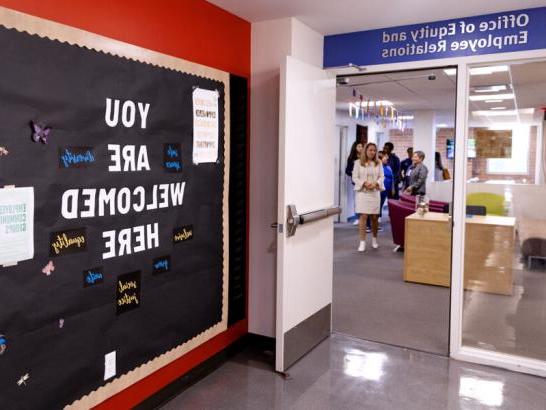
[472, 108, 534, 116]
[473, 85, 508, 93]
[490, 107, 506, 110]
[484, 99, 503, 103]
[469, 65, 509, 75]
[469, 93, 514, 101]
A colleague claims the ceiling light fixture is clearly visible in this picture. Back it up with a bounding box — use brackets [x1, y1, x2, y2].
[469, 93, 514, 101]
[490, 107, 507, 110]
[398, 115, 414, 120]
[469, 65, 509, 75]
[472, 108, 534, 116]
[473, 85, 508, 93]
[484, 99, 503, 103]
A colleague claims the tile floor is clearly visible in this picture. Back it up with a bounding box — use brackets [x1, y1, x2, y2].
[161, 333, 546, 410]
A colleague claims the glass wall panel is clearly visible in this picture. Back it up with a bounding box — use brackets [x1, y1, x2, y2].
[462, 61, 546, 360]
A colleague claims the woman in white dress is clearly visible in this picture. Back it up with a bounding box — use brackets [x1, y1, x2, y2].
[352, 142, 384, 252]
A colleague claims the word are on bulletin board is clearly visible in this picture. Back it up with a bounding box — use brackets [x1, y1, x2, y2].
[0, 7, 230, 409]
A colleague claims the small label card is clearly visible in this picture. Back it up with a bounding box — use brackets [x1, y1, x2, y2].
[49, 228, 87, 257]
[163, 143, 182, 172]
[173, 225, 193, 244]
[58, 146, 95, 169]
[152, 255, 171, 275]
[83, 267, 104, 287]
[116, 271, 141, 315]
[104, 351, 116, 380]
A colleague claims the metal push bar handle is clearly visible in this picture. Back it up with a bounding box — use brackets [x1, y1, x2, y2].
[286, 204, 341, 237]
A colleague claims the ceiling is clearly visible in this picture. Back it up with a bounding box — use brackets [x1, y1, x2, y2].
[207, 0, 545, 35]
[336, 60, 546, 127]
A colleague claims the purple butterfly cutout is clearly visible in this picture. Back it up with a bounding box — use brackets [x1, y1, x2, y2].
[31, 121, 51, 144]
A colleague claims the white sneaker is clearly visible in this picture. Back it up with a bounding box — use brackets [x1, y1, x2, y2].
[353, 219, 359, 226]
[372, 238, 379, 249]
[378, 217, 382, 223]
[358, 241, 366, 252]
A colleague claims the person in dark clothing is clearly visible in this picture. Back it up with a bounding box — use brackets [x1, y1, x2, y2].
[383, 142, 401, 198]
[345, 141, 363, 225]
[345, 141, 363, 179]
[400, 147, 413, 189]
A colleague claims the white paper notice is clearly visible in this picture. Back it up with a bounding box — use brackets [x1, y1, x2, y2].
[193, 88, 219, 164]
[0, 187, 34, 266]
[104, 351, 116, 380]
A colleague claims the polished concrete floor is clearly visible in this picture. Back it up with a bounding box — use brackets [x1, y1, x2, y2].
[333, 222, 450, 355]
[161, 333, 546, 409]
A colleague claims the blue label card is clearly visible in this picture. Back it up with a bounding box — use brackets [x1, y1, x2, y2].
[163, 143, 182, 172]
[58, 146, 95, 169]
[116, 271, 141, 315]
[152, 255, 171, 275]
[49, 228, 87, 257]
[83, 267, 104, 287]
[173, 225, 193, 244]
[324, 7, 546, 67]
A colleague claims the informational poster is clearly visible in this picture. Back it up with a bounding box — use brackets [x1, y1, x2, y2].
[0, 13, 228, 409]
[193, 88, 219, 164]
[0, 187, 34, 265]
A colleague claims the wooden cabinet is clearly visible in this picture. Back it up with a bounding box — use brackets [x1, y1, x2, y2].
[404, 212, 515, 295]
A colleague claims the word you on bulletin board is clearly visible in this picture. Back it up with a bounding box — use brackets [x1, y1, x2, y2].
[0, 13, 229, 409]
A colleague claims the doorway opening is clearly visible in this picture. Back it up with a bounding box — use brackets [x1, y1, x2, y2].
[333, 66, 457, 355]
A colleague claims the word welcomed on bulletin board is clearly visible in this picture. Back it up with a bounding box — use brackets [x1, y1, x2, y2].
[0, 12, 229, 409]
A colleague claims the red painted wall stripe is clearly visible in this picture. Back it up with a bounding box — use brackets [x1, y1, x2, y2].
[0, 1, 251, 407]
[0, 0, 251, 78]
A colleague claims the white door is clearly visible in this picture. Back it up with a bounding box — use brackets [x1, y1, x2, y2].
[276, 55, 336, 372]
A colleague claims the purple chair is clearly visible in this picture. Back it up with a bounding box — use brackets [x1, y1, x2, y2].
[399, 193, 449, 213]
[387, 199, 416, 250]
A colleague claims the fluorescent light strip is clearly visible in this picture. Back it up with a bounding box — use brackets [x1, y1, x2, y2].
[472, 108, 534, 117]
[444, 65, 509, 76]
[473, 85, 507, 93]
[490, 107, 506, 110]
[484, 99, 503, 103]
[469, 93, 514, 101]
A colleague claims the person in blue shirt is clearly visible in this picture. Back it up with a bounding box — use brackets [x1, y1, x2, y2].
[379, 151, 393, 224]
[383, 142, 401, 198]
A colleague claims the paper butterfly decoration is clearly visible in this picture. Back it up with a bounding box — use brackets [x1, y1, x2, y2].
[42, 260, 55, 276]
[31, 121, 51, 144]
[17, 374, 30, 386]
[0, 146, 8, 156]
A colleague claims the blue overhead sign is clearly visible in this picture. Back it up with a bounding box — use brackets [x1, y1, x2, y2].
[324, 7, 546, 68]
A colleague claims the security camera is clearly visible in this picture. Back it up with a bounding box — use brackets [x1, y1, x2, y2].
[428, 74, 437, 81]
[337, 77, 350, 85]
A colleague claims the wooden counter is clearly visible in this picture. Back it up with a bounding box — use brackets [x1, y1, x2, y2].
[404, 212, 515, 295]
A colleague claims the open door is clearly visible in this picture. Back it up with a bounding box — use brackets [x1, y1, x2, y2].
[276, 56, 336, 372]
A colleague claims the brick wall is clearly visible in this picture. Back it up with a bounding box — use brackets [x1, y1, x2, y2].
[468, 126, 537, 184]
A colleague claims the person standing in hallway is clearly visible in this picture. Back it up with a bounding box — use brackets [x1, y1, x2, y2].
[400, 147, 413, 189]
[404, 150, 428, 196]
[378, 151, 393, 228]
[434, 151, 450, 181]
[383, 142, 401, 198]
[346, 141, 363, 225]
[352, 143, 384, 251]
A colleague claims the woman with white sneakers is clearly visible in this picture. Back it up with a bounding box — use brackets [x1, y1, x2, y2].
[352, 142, 384, 251]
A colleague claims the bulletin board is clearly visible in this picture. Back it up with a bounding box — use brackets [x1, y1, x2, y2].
[0, 7, 230, 409]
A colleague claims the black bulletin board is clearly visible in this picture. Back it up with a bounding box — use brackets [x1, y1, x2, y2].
[0, 19, 228, 409]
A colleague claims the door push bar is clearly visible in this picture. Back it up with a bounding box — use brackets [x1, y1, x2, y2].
[286, 204, 342, 237]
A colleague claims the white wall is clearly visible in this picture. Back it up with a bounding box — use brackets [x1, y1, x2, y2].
[413, 110, 436, 173]
[249, 18, 324, 337]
